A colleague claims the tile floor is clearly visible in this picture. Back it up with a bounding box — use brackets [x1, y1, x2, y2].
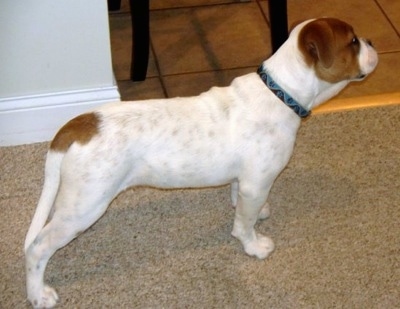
[109, 0, 400, 103]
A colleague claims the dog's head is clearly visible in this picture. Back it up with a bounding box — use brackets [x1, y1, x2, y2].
[296, 18, 378, 83]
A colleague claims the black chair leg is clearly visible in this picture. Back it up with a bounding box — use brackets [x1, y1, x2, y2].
[130, 0, 150, 81]
[107, 0, 121, 12]
[268, 0, 288, 53]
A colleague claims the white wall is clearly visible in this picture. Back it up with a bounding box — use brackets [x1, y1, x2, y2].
[0, 0, 120, 146]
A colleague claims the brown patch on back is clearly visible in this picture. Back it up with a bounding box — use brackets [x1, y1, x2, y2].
[298, 18, 361, 83]
[50, 112, 100, 152]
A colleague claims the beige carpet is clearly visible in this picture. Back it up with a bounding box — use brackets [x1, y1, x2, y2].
[1, 105, 399, 308]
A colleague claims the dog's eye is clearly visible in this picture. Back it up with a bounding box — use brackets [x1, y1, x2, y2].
[351, 37, 359, 45]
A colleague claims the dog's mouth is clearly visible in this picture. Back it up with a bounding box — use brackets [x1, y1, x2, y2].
[355, 72, 367, 80]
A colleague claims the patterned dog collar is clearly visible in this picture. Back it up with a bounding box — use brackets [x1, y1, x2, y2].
[257, 65, 311, 118]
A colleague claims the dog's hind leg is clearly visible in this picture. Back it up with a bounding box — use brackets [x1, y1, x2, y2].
[258, 201, 271, 220]
[230, 180, 239, 207]
[25, 187, 113, 308]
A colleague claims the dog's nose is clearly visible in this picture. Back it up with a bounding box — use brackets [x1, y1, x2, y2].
[366, 39, 373, 47]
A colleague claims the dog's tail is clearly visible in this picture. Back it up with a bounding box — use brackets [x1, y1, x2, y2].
[24, 150, 64, 252]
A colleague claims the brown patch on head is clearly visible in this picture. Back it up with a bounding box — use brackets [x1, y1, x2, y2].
[298, 18, 362, 83]
[50, 112, 100, 152]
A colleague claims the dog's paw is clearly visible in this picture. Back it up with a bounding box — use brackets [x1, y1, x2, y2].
[29, 285, 59, 309]
[243, 234, 274, 259]
[257, 202, 270, 220]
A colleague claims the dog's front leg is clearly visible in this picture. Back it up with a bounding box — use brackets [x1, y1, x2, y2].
[231, 183, 274, 259]
[231, 180, 270, 220]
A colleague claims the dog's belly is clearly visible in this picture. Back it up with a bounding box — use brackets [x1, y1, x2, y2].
[124, 144, 240, 189]
[133, 163, 238, 189]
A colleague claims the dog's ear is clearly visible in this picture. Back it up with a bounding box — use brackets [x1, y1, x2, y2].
[299, 19, 335, 68]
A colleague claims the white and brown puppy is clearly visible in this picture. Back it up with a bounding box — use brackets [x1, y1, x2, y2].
[25, 18, 378, 308]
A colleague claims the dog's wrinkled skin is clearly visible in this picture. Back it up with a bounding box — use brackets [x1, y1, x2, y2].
[25, 18, 378, 308]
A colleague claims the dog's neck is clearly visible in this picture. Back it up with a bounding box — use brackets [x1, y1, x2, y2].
[262, 30, 350, 111]
[257, 65, 311, 118]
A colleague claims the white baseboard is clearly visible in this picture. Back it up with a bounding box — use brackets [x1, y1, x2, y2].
[0, 86, 120, 146]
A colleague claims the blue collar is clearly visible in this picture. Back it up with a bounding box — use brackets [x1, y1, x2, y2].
[257, 65, 311, 118]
